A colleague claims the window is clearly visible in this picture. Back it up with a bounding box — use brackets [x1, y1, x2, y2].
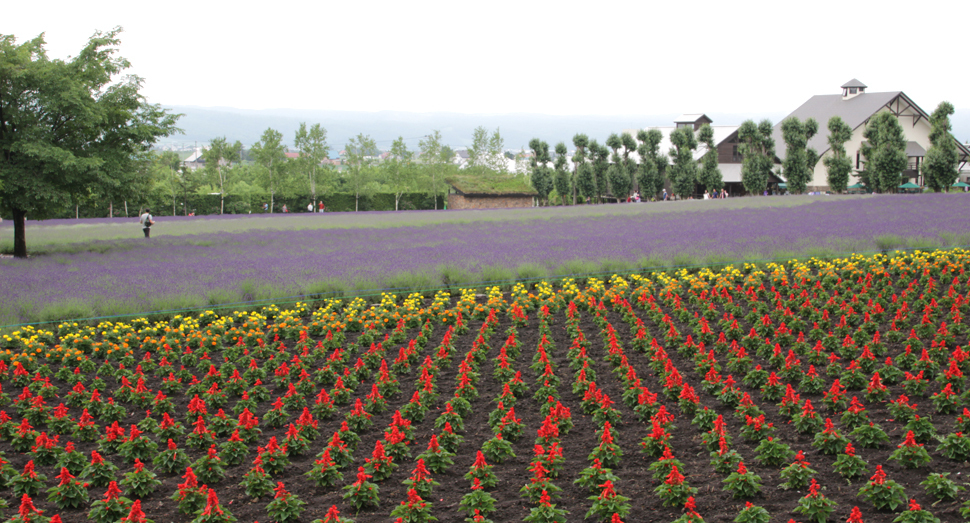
[849, 87, 858, 94]
[732, 145, 742, 162]
[856, 151, 860, 169]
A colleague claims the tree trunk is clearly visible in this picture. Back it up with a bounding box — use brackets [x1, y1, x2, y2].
[395, 194, 400, 211]
[76, 205, 79, 219]
[13, 208, 27, 258]
[433, 172, 437, 210]
[355, 191, 359, 212]
[124, 201, 128, 217]
[109, 201, 113, 218]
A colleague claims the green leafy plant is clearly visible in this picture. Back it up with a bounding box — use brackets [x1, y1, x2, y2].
[850, 422, 890, 448]
[191, 487, 237, 523]
[936, 431, 970, 461]
[45, 467, 89, 510]
[779, 451, 816, 490]
[832, 442, 868, 480]
[240, 457, 274, 499]
[722, 461, 762, 498]
[523, 490, 569, 523]
[585, 480, 631, 522]
[342, 467, 380, 514]
[459, 478, 496, 518]
[919, 472, 964, 501]
[87, 482, 132, 523]
[857, 465, 907, 511]
[266, 482, 306, 523]
[464, 451, 498, 489]
[891, 500, 940, 523]
[793, 479, 837, 523]
[754, 437, 793, 467]
[888, 431, 932, 469]
[654, 465, 697, 507]
[119, 459, 161, 498]
[734, 502, 769, 523]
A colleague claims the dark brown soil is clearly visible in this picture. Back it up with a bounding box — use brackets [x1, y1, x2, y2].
[3, 268, 969, 523]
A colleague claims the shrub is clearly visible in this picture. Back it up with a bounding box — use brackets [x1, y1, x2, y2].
[936, 431, 970, 461]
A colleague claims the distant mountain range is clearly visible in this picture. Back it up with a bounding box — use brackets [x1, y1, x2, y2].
[159, 105, 970, 154]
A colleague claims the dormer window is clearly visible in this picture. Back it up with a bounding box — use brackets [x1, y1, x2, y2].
[849, 87, 858, 95]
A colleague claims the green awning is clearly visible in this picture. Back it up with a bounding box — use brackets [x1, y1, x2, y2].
[951, 181, 969, 188]
[847, 183, 866, 189]
[777, 183, 787, 188]
[898, 182, 921, 189]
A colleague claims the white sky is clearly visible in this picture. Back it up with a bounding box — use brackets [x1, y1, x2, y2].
[6, 0, 969, 116]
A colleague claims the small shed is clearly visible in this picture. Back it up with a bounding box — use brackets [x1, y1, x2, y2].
[446, 174, 537, 210]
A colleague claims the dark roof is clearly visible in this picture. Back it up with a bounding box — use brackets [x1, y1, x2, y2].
[905, 141, 926, 157]
[841, 78, 868, 89]
[772, 90, 905, 160]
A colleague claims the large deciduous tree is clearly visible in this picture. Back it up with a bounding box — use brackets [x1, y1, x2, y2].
[697, 124, 723, 195]
[636, 129, 665, 201]
[294, 123, 329, 209]
[344, 133, 377, 212]
[0, 28, 181, 257]
[823, 116, 853, 193]
[780, 117, 819, 194]
[419, 130, 447, 209]
[589, 140, 610, 203]
[250, 128, 287, 212]
[203, 136, 241, 214]
[738, 119, 776, 195]
[921, 101, 959, 192]
[861, 112, 907, 194]
[668, 126, 698, 199]
[385, 136, 415, 211]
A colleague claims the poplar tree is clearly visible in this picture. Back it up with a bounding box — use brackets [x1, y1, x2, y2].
[823, 116, 853, 193]
[528, 138, 553, 205]
[697, 124, 723, 195]
[553, 142, 570, 205]
[780, 117, 819, 194]
[668, 126, 698, 199]
[861, 113, 907, 193]
[738, 119, 776, 195]
[605, 133, 630, 200]
[571, 134, 589, 205]
[343, 133, 377, 211]
[922, 101, 959, 192]
[636, 129, 665, 200]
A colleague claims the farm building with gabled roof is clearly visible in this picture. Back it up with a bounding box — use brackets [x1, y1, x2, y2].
[771, 79, 970, 190]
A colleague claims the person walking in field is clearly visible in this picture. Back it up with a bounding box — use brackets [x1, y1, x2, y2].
[307, 203, 313, 212]
[139, 208, 154, 238]
[318, 201, 325, 213]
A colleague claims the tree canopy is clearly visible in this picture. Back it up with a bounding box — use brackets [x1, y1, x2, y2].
[738, 119, 775, 195]
[780, 117, 818, 194]
[922, 101, 959, 192]
[0, 28, 181, 257]
[861, 112, 907, 193]
[823, 116, 853, 193]
[697, 124, 723, 194]
[668, 126, 698, 199]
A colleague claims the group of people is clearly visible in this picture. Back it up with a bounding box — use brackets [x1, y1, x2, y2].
[660, 188, 729, 201]
[263, 202, 326, 213]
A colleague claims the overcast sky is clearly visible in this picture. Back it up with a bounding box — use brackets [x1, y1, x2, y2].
[6, 0, 969, 117]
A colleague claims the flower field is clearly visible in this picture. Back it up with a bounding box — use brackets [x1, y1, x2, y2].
[0, 249, 969, 522]
[3, 194, 970, 326]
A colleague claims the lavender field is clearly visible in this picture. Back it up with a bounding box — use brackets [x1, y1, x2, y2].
[2, 194, 969, 326]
